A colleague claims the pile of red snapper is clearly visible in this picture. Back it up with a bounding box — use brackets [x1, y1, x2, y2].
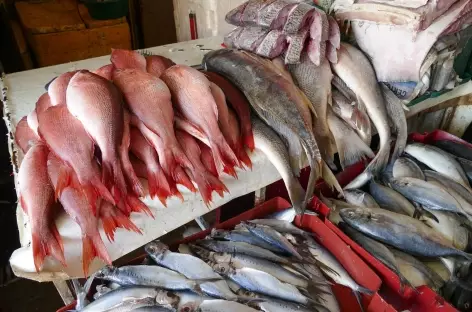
[14, 49, 255, 276]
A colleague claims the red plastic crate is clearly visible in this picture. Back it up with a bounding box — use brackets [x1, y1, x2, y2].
[58, 197, 394, 312]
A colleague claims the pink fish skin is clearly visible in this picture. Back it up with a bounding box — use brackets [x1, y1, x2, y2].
[113, 69, 194, 186]
[37, 105, 115, 213]
[18, 143, 65, 271]
[120, 110, 144, 197]
[94, 64, 115, 80]
[176, 130, 228, 206]
[145, 55, 175, 77]
[198, 141, 219, 178]
[16, 116, 39, 154]
[27, 93, 52, 136]
[228, 109, 252, 169]
[111, 49, 146, 70]
[129, 127, 171, 205]
[203, 72, 254, 152]
[66, 70, 127, 201]
[48, 71, 78, 106]
[48, 154, 111, 276]
[129, 114, 194, 195]
[161, 65, 239, 177]
[100, 200, 142, 242]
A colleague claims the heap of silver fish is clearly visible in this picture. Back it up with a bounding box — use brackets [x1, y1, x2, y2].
[78, 208, 379, 311]
[321, 136, 472, 308]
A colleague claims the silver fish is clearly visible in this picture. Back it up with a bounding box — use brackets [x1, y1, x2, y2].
[241, 222, 303, 259]
[380, 84, 407, 163]
[424, 170, 472, 211]
[212, 263, 314, 306]
[340, 207, 472, 260]
[95, 266, 206, 292]
[327, 108, 374, 169]
[390, 249, 445, 291]
[252, 118, 305, 215]
[248, 219, 311, 236]
[419, 210, 469, 251]
[210, 229, 286, 253]
[392, 157, 425, 180]
[199, 299, 259, 312]
[332, 43, 391, 188]
[331, 89, 371, 146]
[319, 194, 359, 226]
[390, 177, 465, 215]
[369, 180, 415, 216]
[81, 287, 179, 312]
[194, 240, 292, 264]
[405, 143, 470, 187]
[344, 189, 379, 208]
[250, 298, 314, 312]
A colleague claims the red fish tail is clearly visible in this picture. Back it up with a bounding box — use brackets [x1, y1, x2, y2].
[54, 165, 72, 200]
[121, 155, 145, 197]
[173, 146, 194, 172]
[173, 166, 196, 193]
[199, 142, 219, 177]
[210, 137, 239, 177]
[116, 198, 131, 216]
[102, 158, 127, 203]
[31, 225, 66, 272]
[82, 234, 111, 277]
[243, 131, 255, 152]
[195, 172, 228, 206]
[223, 165, 238, 179]
[166, 176, 184, 202]
[235, 142, 252, 169]
[147, 168, 171, 206]
[90, 175, 116, 207]
[101, 215, 118, 242]
[113, 212, 142, 235]
[126, 196, 154, 218]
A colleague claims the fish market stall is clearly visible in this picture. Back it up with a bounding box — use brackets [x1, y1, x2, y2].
[2, 37, 289, 282]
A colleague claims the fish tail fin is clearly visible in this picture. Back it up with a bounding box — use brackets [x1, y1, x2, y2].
[166, 176, 184, 201]
[32, 225, 66, 272]
[243, 132, 255, 152]
[289, 178, 306, 216]
[321, 161, 344, 197]
[86, 175, 116, 212]
[223, 165, 238, 178]
[334, 128, 374, 169]
[210, 136, 239, 177]
[306, 282, 331, 297]
[366, 144, 390, 175]
[194, 172, 228, 205]
[54, 164, 71, 200]
[235, 142, 252, 169]
[147, 167, 171, 206]
[126, 195, 154, 218]
[173, 166, 197, 193]
[303, 158, 322, 213]
[102, 157, 127, 203]
[82, 234, 111, 277]
[353, 291, 366, 312]
[121, 153, 144, 197]
[101, 209, 142, 242]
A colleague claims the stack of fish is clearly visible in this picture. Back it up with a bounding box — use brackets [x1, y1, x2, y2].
[321, 133, 472, 309]
[14, 49, 255, 275]
[77, 208, 378, 312]
[224, 0, 341, 65]
[332, 0, 472, 102]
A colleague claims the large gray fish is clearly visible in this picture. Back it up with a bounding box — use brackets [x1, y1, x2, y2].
[241, 222, 303, 259]
[390, 177, 465, 215]
[424, 170, 472, 212]
[332, 43, 391, 189]
[331, 89, 371, 146]
[344, 189, 379, 207]
[210, 228, 286, 253]
[194, 240, 293, 264]
[390, 249, 445, 291]
[95, 266, 212, 292]
[252, 117, 305, 215]
[369, 180, 415, 216]
[199, 299, 259, 312]
[211, 263, 315, 306]
[340, 207, 472, 260]
[203, 49, 342, 211]
[392, 157, 425, 180]
[81, 287, 179, 312]
[380, 84, 407, 163]
[338, 222, 415, 291]
[288, 54, 337, 164]
[320, 194, 361, 225]
[247, 219, 311, 237]
[405, 143, 470, 187]
[454, 155, 472, 184]
[327, 108, 374, 169]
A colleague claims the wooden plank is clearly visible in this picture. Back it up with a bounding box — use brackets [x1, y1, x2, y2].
[15, 0, 85, 35]
[28, 23, 131, 67]
[78, 3, 127, 29]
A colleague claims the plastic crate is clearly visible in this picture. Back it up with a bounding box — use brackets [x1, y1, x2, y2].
[58, 197, 395, 312]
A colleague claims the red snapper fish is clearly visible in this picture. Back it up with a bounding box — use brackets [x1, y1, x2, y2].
[111, 49, 146, 71]
[27, 93, 52, 136]
[18, 143, 65, 271]
[94, 64, 115, 80]
[15, 116, 39, 154]
[48, 71, 78, 106]
[145, 55, 175, 77]
[100, 200, 142, 242]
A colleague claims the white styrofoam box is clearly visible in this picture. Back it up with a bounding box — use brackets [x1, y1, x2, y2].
[173, 0, 247, 42]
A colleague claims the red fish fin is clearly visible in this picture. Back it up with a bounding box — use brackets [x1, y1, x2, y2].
[113, 212, 142, 235]
[31, 226, 66, 272]
[235, 143, 252, 169]
[147, 168, 171, 206]
[121, 154, 145, 197]
[174, 166, 196, 193]
[102, 158, 127, 203]
[243, 132, 255, 151]
[91, 176, 116, 207]
[167, 177, 184, 202]
[223, 165, 238, 179]
[82, 235, 111, 277]
[116, 198, 131, 216]
[210, 138, 239, 177]
[196, 172, 229, 206]
[126, 196, 154, 218]
[54, 165, 72, 200]
[101, 215, 118, 242]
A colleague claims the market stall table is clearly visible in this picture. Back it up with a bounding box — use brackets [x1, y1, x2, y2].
[1, 37, 283, 285]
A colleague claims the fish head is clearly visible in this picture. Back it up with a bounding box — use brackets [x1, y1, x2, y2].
[283, 233, 299, 245]
[212, 252, 232, 263]
[145, 241, 168, 257]
[179, 302, 200, 312]
[188, 244, 212, 260]
[210, 228, 229, 240]
[95, 265, 118, 278]
[155, 290, 180, 307]
[339, 207, 374, 225]
[210, 262, 234, 276]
